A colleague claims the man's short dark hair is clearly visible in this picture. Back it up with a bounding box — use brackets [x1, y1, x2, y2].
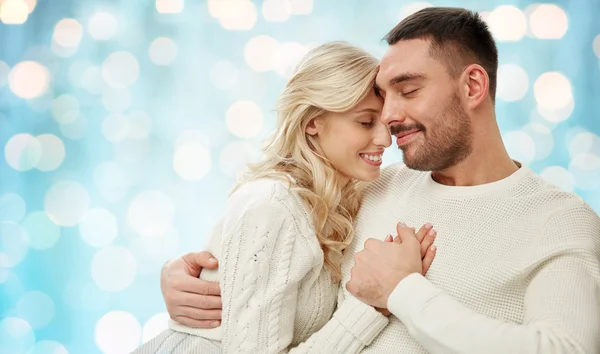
[384, 7, 498, 101]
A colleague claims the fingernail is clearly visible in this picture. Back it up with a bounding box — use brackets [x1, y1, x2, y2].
[211, 321, 220, 327]
[428, 228, 436, 236]
[431, 245, 437, 252]
[209, 257, 218, 263]
[424, 223, 432, 229]
[399, 222, 407, 227]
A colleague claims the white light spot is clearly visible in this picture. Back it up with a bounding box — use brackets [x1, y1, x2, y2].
[127, 111, 153, 140]
[102, 113, 131, 143]
[59, 115, 87, 140]
[273, 42, 309, 78]
[522, 123, 554, 161]
[529, 4, 568, 39]
[398, 2, 433, 21]
[102, 51, 140, 88]
[244, 35, 279, 72]
[536, 99, 574, 123]
[102, 87, 131, 113]
[79, 208, 118, 248]
[81, 66, 103, 94]
[540, 166, 575, 192]
[497, 64, 529, 102]
[173, 144, 212, 181]
[4, 133, 42, 171]
[53, 18, 83, 47]
[142, 313, 169, 343]
[215, 0, 257, 31]
[594, 34, 600, 60]
[0, 222, 29, 268]
[0, 0, 29, 25]
[21, 211, 61, 249]
[155, 0, 184, 13]
[149, 37, 178, 66]
[94, 161, 132, 203]
[91, 246, 137, 292]
[0, 61, 10, 87]
[0, 193, 26, 222]
[569, 153, 600, 191]
[28, 340, 69, 354]
[94, 311, 141, 354]
[128, 190, 174, 238]
[486, 5, 527, 41]
[262, 0, 291, 22]
[534, 72, 572, 110]
[24, 0, 36, 13]
[219, 141, 259, 178]
[44, 181, 91, 226]
[16, 291, 54, 329]
[503, 130, 535, 164]
[88, 11, 118, 41]
[52, 94, 80, 124]
[226, 100, 263, 138]
[0, 317, 35, 354]
[289, 0, 312, 15]
[210, 60, 239, 89]
[35, 134, 65, 171]
[8, 61, 50, 99]
[569, 131, 600, 158]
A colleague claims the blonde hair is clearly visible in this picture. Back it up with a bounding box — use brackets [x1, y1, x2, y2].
[235, 42, 379, 282]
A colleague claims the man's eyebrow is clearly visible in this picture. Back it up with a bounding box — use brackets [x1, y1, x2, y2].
[389, 73, 425, 85]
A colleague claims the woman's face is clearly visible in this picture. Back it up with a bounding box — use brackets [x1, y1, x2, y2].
[307, 91, 392, 183]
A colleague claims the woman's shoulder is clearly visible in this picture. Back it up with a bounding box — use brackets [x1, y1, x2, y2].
[227, 177, 306, 218]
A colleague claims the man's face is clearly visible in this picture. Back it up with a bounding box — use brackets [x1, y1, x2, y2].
[375, 38, 473, 171]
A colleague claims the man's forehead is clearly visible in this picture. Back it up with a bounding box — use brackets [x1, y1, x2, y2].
[378, 39, 433, 81]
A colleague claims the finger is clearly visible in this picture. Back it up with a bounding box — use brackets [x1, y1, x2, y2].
[172, 316, 221, 329]
[420, 227, 437, 258]
[183, 251, 219, 274]
[393, 235, 402, 244]
[396, 222, 418, 245]
[177, 292, 222, 309]
[415, 223, 433, 243]
[421, 245, 437, 275]
[384, 234, 393, 242]
[176, 306, 222, 321]
[179, 278, 221, 296]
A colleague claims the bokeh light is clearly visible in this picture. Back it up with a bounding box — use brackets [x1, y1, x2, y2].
[101, 51, 140, 88]
[91, 246, 137, 292]
[244, 35, 279, 72]
[4, 133, 42, 171]
[156, 0, 184, 14]
[528, 4, 568, 39]
[127, 190, 175, 238]
[496, 64, 529, 102]
[225, 100, 263, 138]
[0, 317, 35, 354]
[94, 311, 141, 354]
[0, 221, 29, 268]
[35, 134, 65, 171]
[79, 208, 119, 248]
[0, 192, 26, 222]
[0, 0, 29, 25]
[53, 18, 83, 48]
[149, 37, 178, 66]
[88, 11, 118, 40]
[44, 181, 91, 227]
[15, 291, 55, 329]
[21, 211, 61, 249]
[487, 5, 527, 41]
[8, 61, 50, 99]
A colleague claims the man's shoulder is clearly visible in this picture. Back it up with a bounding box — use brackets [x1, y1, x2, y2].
[364, 163, 426, 196]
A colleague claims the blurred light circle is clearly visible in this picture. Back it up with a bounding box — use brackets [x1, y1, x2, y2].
[53, 18, 83, 47]
[534, 72, 572, 111]
[289, 0, 312, 14]
[0, 61, 10, 87]
[273, 42, 309, 78]
[28, 340, 68, 354]
[81, 283, 110, 311]
[16, 291, 54, 329]
[569, 153, 600, 191]
[569, 131, 600, 158]
[94, 161, 131, 203]
[244, 35, 279, 72]
[522, 123, 554, 161]
[24, 0, 36, 12]
[102, 87, 131, 113]
[487, 5, 527, 41]
[208, 0, 247, 18]
[142, 313, 170, 343]
[155, 0, 184, 13]
[128, 190, 174, 238]
[149, 37, 178, 66]
[233, 70, 268, 102]
[529, 4, 568, 39]
[102, 113, 131, 142]
[262, 0, 291, 22]
[497, 64, 529, 102]
[173, 143, 211, 181]
[219, 141, 259, 178]
[594, 34, 600, 59]
[537, 98, 574, 123]
[8, 61, 50, 99]
[398, 2, 433, 21]
[174, 130, 211, 149]
[503, 130, 535, 165]
[21, 211, 61, 249]
[88, 11, 118, 40]
[540, 166, 575, 192]
[0, 0, 29, 25]
[132, 228, 180, 263]
[59, 115, 88, 140]
[91, 246, 137, 292]
[44, 180, 91, 226]
[79, 208, 118, 248]
[51, 94, 80, 124]
[101, 51, 139, 88]
[210, 60, 239, 89]
[226, 100, 263, 138]
[0, 192, 26, 222]
[0, 271, 24, 300]
[35, 134, 65, 171]
[216, 0, 257, 31]
[0, 317, 35, 354]
[4, 133, 42, 171]
[0, 222, 29, 268]
[127, 111, 153, 140]
[94, 311, 141, 354]
[81, 66, 103, 94]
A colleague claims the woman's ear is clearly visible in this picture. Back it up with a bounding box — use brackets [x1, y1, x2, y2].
[305, 118, 319, 136]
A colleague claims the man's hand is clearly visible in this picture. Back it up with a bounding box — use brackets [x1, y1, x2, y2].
[347, 222, 437, 309]
[161, 251, 223, 328]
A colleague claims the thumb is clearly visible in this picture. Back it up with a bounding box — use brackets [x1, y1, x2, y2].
[183, 251, 218, 276]
[396, 222, 418, 245]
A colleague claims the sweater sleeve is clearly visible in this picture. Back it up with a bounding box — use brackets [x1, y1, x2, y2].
[219, 187, 388, 354]
[387, 205, 600, 354]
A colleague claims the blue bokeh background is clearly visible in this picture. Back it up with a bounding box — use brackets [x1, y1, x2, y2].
[1, 0, 599, 353]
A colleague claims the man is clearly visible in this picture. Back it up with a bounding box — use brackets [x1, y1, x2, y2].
[160, 7, 600, 353]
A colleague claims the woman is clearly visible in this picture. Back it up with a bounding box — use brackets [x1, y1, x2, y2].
[135, 42, 436, 353]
